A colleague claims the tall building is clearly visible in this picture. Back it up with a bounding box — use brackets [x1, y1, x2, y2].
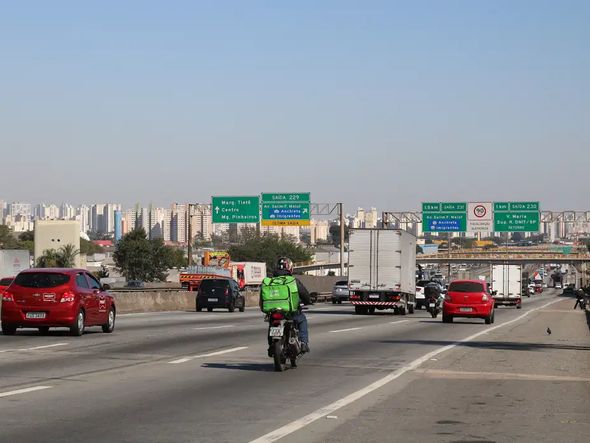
[310, 220, 329, 245]
[122, 209, 137, 235]
[60, 203, 76, 220]
[77, 205, 91, 233]
[91, 204, 106, 233]
[114, 210, 123, 241]
[0, 200, 7, 220]
[191, 208, 213, 241]
[171, 203, 188, 244]
[8, 202, 32, 219]
[150, 207, 171, 240]
[365, 208, 378, 229]
[38, 203, 60, 220]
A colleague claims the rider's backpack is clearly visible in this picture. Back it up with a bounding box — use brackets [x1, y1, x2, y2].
[260, 276, 300, 313]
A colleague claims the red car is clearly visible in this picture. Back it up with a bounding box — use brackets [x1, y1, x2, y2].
[1, 268, 116, 336]
[0, 276, 14, 292]
[442, 279, 495, 324]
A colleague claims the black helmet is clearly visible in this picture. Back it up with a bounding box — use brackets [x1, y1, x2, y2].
[276, 257, 294, 274]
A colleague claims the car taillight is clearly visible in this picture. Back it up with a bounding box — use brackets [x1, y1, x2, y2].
[482, 294, 489, 302]
[350, 293, 360, 300]
[225, 288, 229, 296]
[2, 291, 14, 302]
[390, 295, 401, 301]
[60, 292, 76, 303]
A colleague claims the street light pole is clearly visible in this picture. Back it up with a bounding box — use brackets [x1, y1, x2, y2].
[187, 204, 193, 267]
[339, 202, 345, 277]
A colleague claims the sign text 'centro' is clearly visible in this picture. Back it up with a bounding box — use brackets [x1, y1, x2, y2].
[211, 196, 260, 224]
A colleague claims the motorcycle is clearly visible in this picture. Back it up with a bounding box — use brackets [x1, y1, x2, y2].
[426, 295, 442, 318]
[267, 309, 303, 372]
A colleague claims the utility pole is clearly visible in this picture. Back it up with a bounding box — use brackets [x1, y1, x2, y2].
[339, 203, 345, 277]
[187, 204, 193, 267]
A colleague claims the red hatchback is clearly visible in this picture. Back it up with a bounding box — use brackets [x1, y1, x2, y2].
[443, 280, 495, 324]
[0, 276, 14, 292]
[1, 268, 116, 336]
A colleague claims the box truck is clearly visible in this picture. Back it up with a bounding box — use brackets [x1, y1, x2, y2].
[348, 229, 416, 315]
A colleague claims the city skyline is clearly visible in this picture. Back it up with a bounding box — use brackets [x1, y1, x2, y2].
[1, 2, 588, 210]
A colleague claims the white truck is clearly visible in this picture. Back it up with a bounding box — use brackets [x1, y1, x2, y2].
[491, 264, 522, 308]
[230, 262, 267, 290]
[0, 250, 31, 279]
[348, 229, 416, 315]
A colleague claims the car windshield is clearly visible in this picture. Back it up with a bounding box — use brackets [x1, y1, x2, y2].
[335, 281, 347, 286]
[14, 272, 70, 288]
[0, 277, 14, 286]
[449, 282, 484, 293]
[417, 280, 431, 287]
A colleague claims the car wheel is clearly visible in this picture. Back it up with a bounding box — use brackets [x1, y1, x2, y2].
[70, 309, 85, 336]
[338, 300, 342, 305]
[196, 306, 202, 312]
[368, 307, 376, 315]
[239, 305, 245, 312]
[354, 306, 364, 315]
[485, 312, 493, 324]
[38, 326, 50, 335]
[102, 307, 116, 333]
[408, 304, 415, 314]
[332, 298, 337, 304]
[491, 311, 495, 323]
[207, 308, 213, 312]
[2, 323, 17, 335]
[516, 304, 522, 309]
[228, 303, 235, 313]
[442, 314, 453, 323]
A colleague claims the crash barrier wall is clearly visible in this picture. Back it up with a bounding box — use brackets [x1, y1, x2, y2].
[109, 285, 334, 315]
[295, 275, 343, 294]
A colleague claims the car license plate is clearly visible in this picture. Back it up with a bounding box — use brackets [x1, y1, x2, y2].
[269, 326, 284, 337]
[460, 307, 473, 312]
[369, 294, 380, 299]
[207, 298, 218, 302]
[26, 312, 46, 319]
[429, 303, 435, 308]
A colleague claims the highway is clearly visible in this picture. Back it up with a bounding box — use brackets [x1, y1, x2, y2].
[0, 290, 588, 442]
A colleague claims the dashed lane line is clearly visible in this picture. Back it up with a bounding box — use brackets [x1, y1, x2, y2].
[0, 343, 69, 354]
[248, 297, 562, 443]
[0, 386, 53, 398]
[168, 346, 249, 364]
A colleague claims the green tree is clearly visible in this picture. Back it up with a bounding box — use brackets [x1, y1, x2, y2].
[329, 223, 349, 248]
[36, 249, 61, 268]
[228, 232, 313, 271]
[36, 244, 79, 268]
[80, 238, 105, 255]
[58, 244, 79, 268]
[113, 228, 180, 282]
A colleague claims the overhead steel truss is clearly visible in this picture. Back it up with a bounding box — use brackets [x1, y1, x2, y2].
[382, 211, 590, 228]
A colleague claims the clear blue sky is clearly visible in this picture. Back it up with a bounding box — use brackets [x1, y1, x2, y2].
[1, 0, 588, 211]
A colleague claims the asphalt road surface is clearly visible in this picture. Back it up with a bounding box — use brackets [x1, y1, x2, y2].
[0, 289, 588, 443]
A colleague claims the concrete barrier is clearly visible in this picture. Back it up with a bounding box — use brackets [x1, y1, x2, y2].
[296, 275, 342, 294]
[113, 291, 195, 314]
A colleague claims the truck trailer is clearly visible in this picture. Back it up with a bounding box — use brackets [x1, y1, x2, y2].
[348, 229, 416, 315]
[491, 264, 522, 308]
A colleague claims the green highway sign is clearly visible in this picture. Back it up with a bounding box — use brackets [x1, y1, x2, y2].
[494, 202, 539, 212]
[422, 202, 467, 232]
[211, 196, 260, 224]
[261, 192, 311, 226]
[493, 211, 540, 232]
[261, 193, 310, 202]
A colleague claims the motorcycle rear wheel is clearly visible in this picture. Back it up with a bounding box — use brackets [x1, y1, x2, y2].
[273, 340, 286, 372]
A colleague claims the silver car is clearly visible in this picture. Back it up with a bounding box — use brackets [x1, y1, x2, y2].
[331, 280, 349, 304]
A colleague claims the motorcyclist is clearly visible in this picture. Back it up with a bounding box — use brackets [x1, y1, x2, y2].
[424, 282, 442, 310]
[574, 289, 585, 310]
[264, 257, 311, 355]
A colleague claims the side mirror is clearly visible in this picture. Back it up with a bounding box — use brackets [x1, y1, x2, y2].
[102, 283, 111, 291]
[491, 290, 497, 296]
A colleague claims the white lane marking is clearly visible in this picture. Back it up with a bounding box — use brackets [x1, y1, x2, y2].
[329, 327, 362, 333]
[389, 320, 410, 325]
[168, 346, 248, 364]
[249, 298, 561, 443]
[0, 386, 52, 398]
[193, 325, 234, 331]
[0, 343, 69, 354]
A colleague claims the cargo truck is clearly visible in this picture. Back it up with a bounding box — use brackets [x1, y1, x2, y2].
[230, 262, 267, 290]
[0, 250, 30, 279]
[491, 264, 522, 308]
[348, 229, 416, 315]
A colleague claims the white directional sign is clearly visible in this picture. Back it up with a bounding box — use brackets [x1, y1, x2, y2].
[467, 202, 493, 232]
